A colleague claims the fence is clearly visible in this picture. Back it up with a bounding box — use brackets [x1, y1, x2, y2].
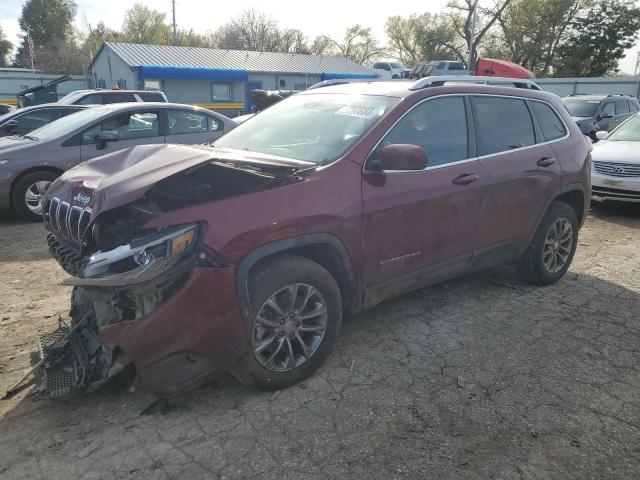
[536, 76, 640, 98]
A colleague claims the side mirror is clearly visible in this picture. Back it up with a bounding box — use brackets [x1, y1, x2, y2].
[95, 130, 119, 150]
[368, 144, 428, 172]
[595, 131, 609, 141]
[3, 119, 18, 133]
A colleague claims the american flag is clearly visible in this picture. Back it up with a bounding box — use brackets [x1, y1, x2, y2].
[27, 34, 35, 62]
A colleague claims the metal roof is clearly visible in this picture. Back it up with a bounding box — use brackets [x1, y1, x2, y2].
[102, 42, 375, 75]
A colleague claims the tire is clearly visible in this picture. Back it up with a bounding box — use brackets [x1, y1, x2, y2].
[230, 254, 343, 390]
[12, 171, 58, 221]
[518, 201, 579, 286]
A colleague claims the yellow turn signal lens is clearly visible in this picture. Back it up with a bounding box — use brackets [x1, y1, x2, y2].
[170, 229, 196, 256]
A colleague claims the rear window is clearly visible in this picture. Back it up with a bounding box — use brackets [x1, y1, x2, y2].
[472, 96, 535, 156]
[530, 101, 567, 141]
[563, 99, 600, 117]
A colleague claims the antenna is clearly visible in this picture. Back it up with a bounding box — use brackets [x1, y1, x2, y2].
[171, 0, 177, 45]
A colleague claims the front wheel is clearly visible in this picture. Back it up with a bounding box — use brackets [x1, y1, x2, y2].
[518, 202, 579, 286]
[12, 171, 58, 221]
[230, 254, 343, 390]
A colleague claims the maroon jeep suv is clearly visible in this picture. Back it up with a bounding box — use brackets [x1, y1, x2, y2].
[39, 79, 591, 398]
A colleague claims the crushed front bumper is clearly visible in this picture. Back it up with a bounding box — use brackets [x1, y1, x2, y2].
[36, 265, 247, 398]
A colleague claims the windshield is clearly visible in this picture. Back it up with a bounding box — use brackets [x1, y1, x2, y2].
[389, 62, 405, 69]
[563, 99, 601, 117]
[215, 93, 398, 164]
[26, 107, 109, 141]
[607, 114, 640, 141]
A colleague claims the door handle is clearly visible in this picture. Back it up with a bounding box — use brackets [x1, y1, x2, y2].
[452, 173, 479, 185]
[537, 157, 556, 167]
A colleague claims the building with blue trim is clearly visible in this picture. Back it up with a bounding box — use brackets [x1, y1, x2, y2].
[90, 42, 377, 116]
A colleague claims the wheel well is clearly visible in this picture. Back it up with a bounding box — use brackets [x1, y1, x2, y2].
[554, 190, 585, 224]
[247, 243, 360, 314]
[10, 166, 64, 207]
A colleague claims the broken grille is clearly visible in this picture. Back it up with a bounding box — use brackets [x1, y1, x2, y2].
[44, 197, 92, 242]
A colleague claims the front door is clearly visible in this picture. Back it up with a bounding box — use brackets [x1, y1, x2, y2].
[79, 110, 164, 161]
[361, 95, 484, 304]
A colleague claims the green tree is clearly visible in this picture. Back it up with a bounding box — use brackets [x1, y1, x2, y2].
[554, 0, 640, 76]
[386, 13, 465, 66]
[496, 0, 584, 75]
[80, 21, 120, 56]
[120, 3, 171, 44]
[14, 0, 77, 70]
[0, 25, 12, 67]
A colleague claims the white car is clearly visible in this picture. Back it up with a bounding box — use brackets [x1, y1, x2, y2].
[591, 113, 640, 203]
[373, 61, 409, 79]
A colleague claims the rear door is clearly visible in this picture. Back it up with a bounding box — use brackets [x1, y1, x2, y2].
[470, 95, 563, 264]
[79, 109, 164, 161]
[362, 95, 484, 292]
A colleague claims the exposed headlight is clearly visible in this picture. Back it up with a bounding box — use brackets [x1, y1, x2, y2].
[63, 223, 201, 287]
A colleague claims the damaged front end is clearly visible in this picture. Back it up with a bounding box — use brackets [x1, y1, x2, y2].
[29, 147, 295, 399]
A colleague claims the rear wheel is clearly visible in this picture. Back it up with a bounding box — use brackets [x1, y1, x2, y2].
[12, 171, 58, 221]
[230, 254, 342, 390]
[519, 201, 579, 285]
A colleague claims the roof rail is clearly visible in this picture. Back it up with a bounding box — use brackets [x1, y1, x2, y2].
[409, 75, 541, 91]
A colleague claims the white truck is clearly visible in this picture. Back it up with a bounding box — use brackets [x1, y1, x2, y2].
[373, 61, 410, 80]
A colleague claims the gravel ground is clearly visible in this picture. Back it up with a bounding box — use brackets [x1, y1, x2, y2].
[0, 203, 639, 480]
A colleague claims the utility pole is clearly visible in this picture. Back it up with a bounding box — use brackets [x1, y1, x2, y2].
[171, 0, 177, 45]
[468, 0, 478, 70]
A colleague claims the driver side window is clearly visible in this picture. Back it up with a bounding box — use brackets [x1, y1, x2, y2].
[601, 102, 615, 116]
[372, 96, 469, 168]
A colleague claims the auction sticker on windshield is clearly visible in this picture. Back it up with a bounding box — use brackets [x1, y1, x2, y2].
[334, 106, 378, 119]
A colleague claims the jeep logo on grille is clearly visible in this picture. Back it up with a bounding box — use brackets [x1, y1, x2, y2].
[73, 192, 91, 205]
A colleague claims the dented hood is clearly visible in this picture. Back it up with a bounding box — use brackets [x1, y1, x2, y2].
[45, 143, 314, 217]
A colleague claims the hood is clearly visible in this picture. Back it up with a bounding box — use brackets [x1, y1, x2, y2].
[592, 141, 640, 163]
[45, 143, 314, 218]
[0, 135, 41, 155]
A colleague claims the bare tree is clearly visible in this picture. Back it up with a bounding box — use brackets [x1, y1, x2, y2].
[324, 25, 386, 64]
[447, 0, 513, 68]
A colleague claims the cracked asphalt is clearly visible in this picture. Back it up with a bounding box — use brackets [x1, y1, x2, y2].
[0, 202, 639, 480]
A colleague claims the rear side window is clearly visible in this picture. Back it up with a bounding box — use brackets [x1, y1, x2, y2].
[449, 62, 466, 70]
[530, 101, 567, 142]
[167, 109, 221, 134]
[376, 96, 468, 167]
[615, 98, 629, 114]
[102, 93, 137, 104]
[472, 96, 535, 155]
[138, 91, 165, 102]
[77, 94, 102, 105]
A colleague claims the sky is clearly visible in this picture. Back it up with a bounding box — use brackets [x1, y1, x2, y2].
[1, 0, 639, 74]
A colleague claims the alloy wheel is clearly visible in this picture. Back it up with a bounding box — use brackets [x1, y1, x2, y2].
[252, 283, 328, 372]
[543, 218, 573, 274]
[24, 180, 52, 216]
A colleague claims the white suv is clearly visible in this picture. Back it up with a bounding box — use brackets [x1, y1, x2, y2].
[373, 61, 409, 79]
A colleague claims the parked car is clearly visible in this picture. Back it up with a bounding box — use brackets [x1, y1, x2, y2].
[410, 60, 468, 78]
[0, 104, 15, 115]
[0, 102, 235, 220]
[0, 104, 88, 138]
[37, 79, 590, 398]
[373, 61, 410, 79]
[591, 113, 640, 202]
[57, 89, 168, 105]
[562, 94, 640, 140]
